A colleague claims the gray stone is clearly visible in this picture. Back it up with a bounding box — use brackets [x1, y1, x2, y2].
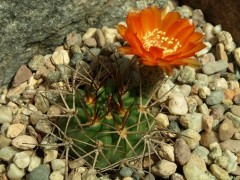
[119, 167, 133, 177]
[29, 164, 50, 180]
[177, 66, 196, 84]
[0, 146, 19, 162]
[192, 146, 210, 164]
[28, 55, 46, 71]
[202, 60, 228, 75]
[179, 113, 203, 132]
[0, 0, 156, 86]
[205, 90, 224, 106]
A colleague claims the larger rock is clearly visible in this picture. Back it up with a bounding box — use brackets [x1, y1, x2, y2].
[0, 0, 153, 86]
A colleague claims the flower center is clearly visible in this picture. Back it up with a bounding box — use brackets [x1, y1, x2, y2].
[142, 28, 182, 57]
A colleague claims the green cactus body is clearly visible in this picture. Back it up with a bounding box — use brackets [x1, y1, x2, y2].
[57, 71, 154, 169]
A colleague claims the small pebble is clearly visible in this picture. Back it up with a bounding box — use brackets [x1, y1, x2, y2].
[28, 55, 45, 71]
[155, 113, 169, 128]
[174, 138, 191, 165]
[7, 163, 25, 180]
[218, 119, 236, 141]
[158, 144, 175, 162]
[0, 106, 13, 124]
[83, 37, 97, 48]
[12, 65, 33, 87]
[217, 31, 234, 52]
[210, 164, 231, 180]
[43, 149, 58, 164]
[51, 159, 66, 175]
[220, 139, 240, 153]
[183, 154, 209, 180]
[28, 156, 42, 172]
[50, 171, 64, 180]
[119, 167, 133, 177]
[200, 130, 219, 148]
[29, 164, 50, 180]
[180, 112, 203, 132]
[205, 90, 224, 105]
[192, 146, 210, 164]
[51, 50, 70, 65]
[13, 151, 31, 169]
[202, 114, 213, 132]
[209, 142, 222, 160]
[6, 123, 25, 138]
[95, 29, 106, 47]
[12, 135, 38, 150]
[168, 93, 188, 115]
[216, 43, 228, 61]
[0, 146, 19, 162]
[151, 159, 177, 178]
[69, 158, 85, 169]
[82, 28, 97, 40]
[34, 93, 50, 113]
[202, 60, 228, 75]
[180, 129, 201, 149]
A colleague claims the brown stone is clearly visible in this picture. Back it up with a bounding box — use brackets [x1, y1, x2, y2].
[200, 130, 219, 148]
[218, 119, 236, 141]
[12, 65, 32, 87]
[174, 138, 191, 165]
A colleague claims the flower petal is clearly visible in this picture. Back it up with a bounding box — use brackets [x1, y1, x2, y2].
[126, 11, 143, 38]
[116, 24, 127, 38]
[166, 19, 191, 38]
[160, 12, 181, 33]
[178, 42, 206, 58]
[152, 6, 163, 29]
[175, 26, 195, 44]
[117, 46, 133, 54]
[140, 6, 155, 34]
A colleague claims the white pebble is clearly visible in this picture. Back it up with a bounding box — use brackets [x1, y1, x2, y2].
[102, 26, 118, 44]
[196, 42, 212, 56]
[233, 47, 240, 68]
[155, 113, 169, 128]
[7, 163, 25, 179]
[6, 123, 26, 138]
[50, 171, 64, 180]
[82, 28, 97, 40]
[13, 151, 31, 169]
[168, 93, 188, 115]
[51, 50, 70, 65]
[213, 24, 222, 34]
[28, 156, 42, 172]
[44, 149, 58, 164]
[0, 106, 13, 124]
[51, 159, 66, 175]
[12, 135, 38, 150]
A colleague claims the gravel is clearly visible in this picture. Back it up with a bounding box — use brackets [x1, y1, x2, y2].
[0, 1, 240, 179]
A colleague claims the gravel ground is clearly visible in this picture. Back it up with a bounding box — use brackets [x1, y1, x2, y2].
[0, 1, 240, 180]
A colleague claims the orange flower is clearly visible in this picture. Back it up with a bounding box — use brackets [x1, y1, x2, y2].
[116, 6, 206, 74]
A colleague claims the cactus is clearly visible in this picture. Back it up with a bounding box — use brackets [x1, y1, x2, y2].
[57, 58, 155, 170]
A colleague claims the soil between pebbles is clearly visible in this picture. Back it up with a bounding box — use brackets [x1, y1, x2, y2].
[1, 1, 240, 180]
